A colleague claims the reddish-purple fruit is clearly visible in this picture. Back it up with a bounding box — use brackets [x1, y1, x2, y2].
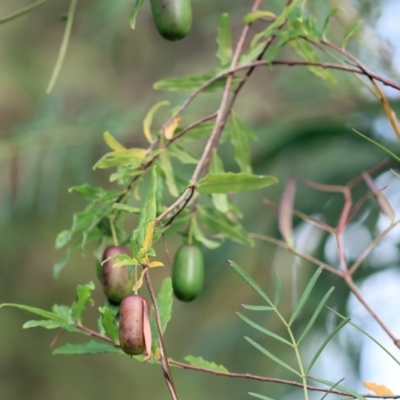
[119, 294, 152, 358]
[102, 246, 135, 304]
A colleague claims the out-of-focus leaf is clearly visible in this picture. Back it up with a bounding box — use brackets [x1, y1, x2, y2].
[343, 20, 361, 49]
[0, 303, 66, 324]
[184, 356, 228, 372]
[191, 218, 221, 249]
[143, 101, 169, 143]
[242, 305, 274, 311]
[216, 13, 232, 67]
[229, 114, 253, 173]
[244, 10, 276, 24]
[93, 148, 147, 170]
[71, 282, 95, 324]
[0, 0, 46, 25]
[129, 0, 145, 29]
[309, 376, 367, 400]
[322, 8, 343, 39]
[180, 122, 214, 141]
[103, 131, 126, 151]
[248, 393, 276, 400]
[209, 150, 229, 213]
[168, 143, 199, 164]
[274, 272, 282, 307]
[23, 320, 62, 329]
[278, 177, 296, 247]
[198, 207, 253, 246]
[112, 203, 141, 214]
[159, 151, 179, 197]
[53, 341, 123, 355]
[197, 173, 278, 194]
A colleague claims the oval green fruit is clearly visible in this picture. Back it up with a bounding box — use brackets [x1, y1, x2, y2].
[101, 246, 135, 304]
[150, 0, 192, 41]
[119, 295, 150, 356]
[172, 245, 204, 301]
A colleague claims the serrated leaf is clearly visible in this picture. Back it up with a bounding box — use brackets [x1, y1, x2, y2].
[184, 356, 228, 372]
[242, 305, 274, 311]
[245, 337, 300, 376]
[53, 340, 123, 355]
[216, 13, 232, 67]
[159, 151, 179, 197]
[229, 114, 253, 173]
[0, 303, 66, 324]
[191, 218, 221, 249]
[198, 207, 253, 246]
[343, 20, 361, 49]
[274, 272, 282, 307]
[237, 313, 292, 346]
[197, 173, 277, 194]
[99, 306, 119, 343]
[71, 282, 95, 324]
[23, 320, 62, 329]
[168, 143, 199, 164]
[289, 267, 322, 325]
[244, 10, 276, 24]
[129, 0, 145, 29]
[297, 286, 335, 344]
[229, 261, 272, 305]
[103, 131, 126, 151]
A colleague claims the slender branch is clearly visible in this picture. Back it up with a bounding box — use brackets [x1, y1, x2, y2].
[144, 271, 178, 400]
[75, 324, 116, 344]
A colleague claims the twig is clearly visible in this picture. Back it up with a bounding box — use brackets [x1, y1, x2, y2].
[144, 271, 178, 400]
[75, 324, 116, 344]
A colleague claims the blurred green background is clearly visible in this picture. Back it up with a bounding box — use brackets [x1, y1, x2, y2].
[1, 0, 400, 399]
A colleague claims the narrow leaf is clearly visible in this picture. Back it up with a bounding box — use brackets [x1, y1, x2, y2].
[274, 272, 282, 307]
[156, 277, 173, 334]
[322, 8, 343, 39]
[244, 11, 276, 24]
[342, 20, 361, 49]
[191, 218, 221, 249]
[23, 320, 62, 329]
[112, 203, 141, 214]
[197, 172, 278, 194]
[209, 150, 229, 213]
[297, 287, 335, 344]
[46, 0, 77, 94]
[0, 0, 45, 25]
[363, 382, 394, 396]
[229, 261, 273, 305]
[309, 376, 367, 400]
[248, 393, 275, 400]
[129, 0, 145, 29]
[245, 337, 300, 376]
[53, 340, 123, 355]
[184, 356, 228, 372]
[279, 177, 296, 247]
[242, 305, 274, 311]
[229, 114, 253, 173]
[163, 117, 181, 140]
[237, 313, 291, 346]
[53, 250, 71, 279]
[289, 267, 322, 325]
[143, 101, 170, 143]
[71, 282, 95, 324]
[0, 303, 67, 324]
[216, 13, 232, 67]
[169, 143, 199, 164]
[103, 131, 126, 151]
[363, 172, 395, 223]
[306, 318, 350, 374]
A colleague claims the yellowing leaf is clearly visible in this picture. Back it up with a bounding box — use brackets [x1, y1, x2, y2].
[143, 221, 155, 251]
[164, 117, 181, 140]
[363, 382, 394, 395]
[148, 261, 164, 268]
[143, 101, 170, 143]
[103, 131, 126, 151]
[133, 267, 148, 291]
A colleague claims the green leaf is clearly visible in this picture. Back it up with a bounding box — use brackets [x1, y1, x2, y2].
[55, 230, 71, 249]
[273, 272, 282, 307]
[53, 340, 123, 355]
[169, 143, 199, 164]
[322, 8, 343, 39]
[99, 307, 119, 343]
[237, 313, 292, 346]
[184, 356, 228, 372]
[197, 173, 277, 194]
[209, 150, 229, 213]
[159, 151, 179, 197]
[157, 277, 173, 334]
[198, 207, 254, 246]
[180, 122, 214, 141]
[248, 393, 276, 400]
[229, 261, 272, 305]
[71, 282, 95, 324]
[0, 0, 46, 25]
[191, 218, 221, 249]
[290, 39, 336, 83]
[244, 10, 276, 24]
[306, 318, 350, 374]
[53, 250, 71, 279]
[242, 305, 274, 311]
[23, 320, 62, 329]
[154, 71, 241, 92]
[289, 267, 322, 326]
[342, 20, 361, 49]
[245, 336, 301, 376]
[129, 0, 145, 29]
[112, 203, 141, 214]
[0, 303, 66, 324]
[229, 114, 254, 173]
[216, 13, 232, 67]
[297, 286, 335, 344]
[68, 184, 106, 201]
[309, 376, 367, 400]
